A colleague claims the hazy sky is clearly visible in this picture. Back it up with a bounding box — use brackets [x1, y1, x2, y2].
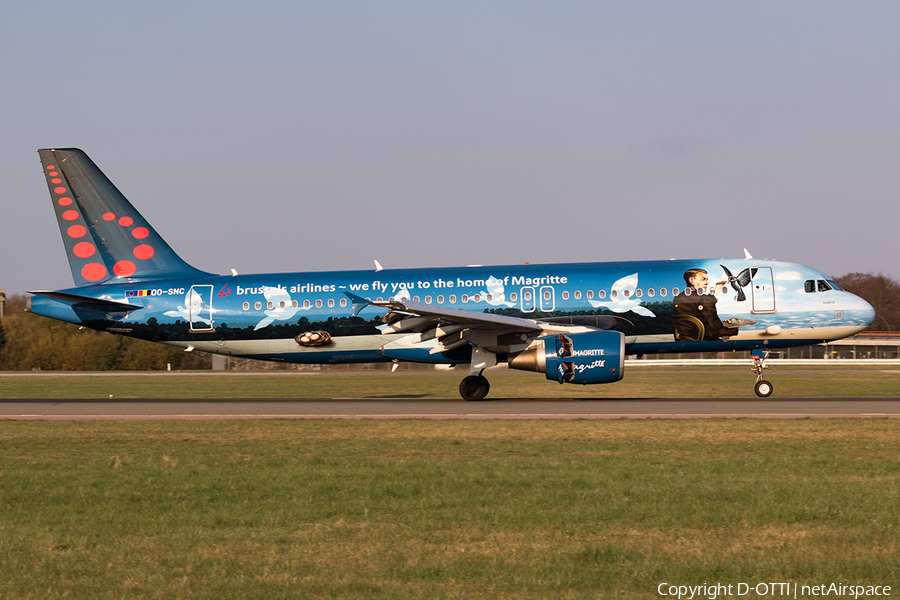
[2, 1, 898, 294]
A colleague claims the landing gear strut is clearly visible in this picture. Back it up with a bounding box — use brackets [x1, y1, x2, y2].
[751, 350, 773, 397]
[460, 375, 490, 401]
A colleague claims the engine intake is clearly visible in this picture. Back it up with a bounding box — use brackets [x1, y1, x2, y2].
[509, 330, 625, 385]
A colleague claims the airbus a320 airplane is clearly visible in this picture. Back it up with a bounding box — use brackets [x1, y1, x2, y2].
[29, 149, 875, 400]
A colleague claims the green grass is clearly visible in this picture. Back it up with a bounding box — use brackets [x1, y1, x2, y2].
[1, 419, 898, 598]
[1, 366, 899, 398]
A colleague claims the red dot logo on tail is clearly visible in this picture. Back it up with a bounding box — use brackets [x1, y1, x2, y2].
[81, 263, 107, 282]
[73, 242, 96, 258]
[133, 244, 155, 260]
[114, 261, 137, 277]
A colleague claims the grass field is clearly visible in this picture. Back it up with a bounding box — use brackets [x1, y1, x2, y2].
[1, 364, 900, 399]
[1, 419, 898, 599]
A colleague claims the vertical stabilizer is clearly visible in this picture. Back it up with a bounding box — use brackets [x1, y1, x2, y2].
[38, 148, 212, 286]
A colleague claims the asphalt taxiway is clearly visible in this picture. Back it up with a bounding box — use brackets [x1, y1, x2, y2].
[2, 397, 899, 420]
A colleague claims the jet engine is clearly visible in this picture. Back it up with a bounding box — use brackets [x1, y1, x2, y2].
[508, 330, 625, 384]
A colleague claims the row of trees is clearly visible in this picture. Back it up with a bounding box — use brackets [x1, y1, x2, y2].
[835, 273, 900, 332]
[0, 294, 210, 371]
[0, 272, 897, 371]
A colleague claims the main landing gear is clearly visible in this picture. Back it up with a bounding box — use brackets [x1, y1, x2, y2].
[460, 375, 490, 401]
[751, 350, 773, 397]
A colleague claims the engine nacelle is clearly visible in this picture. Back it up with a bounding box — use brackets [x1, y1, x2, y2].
[508, 330, 625, 385]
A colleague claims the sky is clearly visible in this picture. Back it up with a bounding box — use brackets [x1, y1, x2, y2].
[2, 1, 898, 295]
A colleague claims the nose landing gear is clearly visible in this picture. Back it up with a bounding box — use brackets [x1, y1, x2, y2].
[751, 350, 773, 397]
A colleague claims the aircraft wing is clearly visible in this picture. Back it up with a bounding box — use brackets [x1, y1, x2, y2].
[345, 293, 598, 355]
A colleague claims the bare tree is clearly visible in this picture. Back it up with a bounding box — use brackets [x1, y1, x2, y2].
[835, 272, 900, 332]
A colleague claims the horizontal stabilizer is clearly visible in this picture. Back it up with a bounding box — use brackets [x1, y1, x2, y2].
[28, 290, 144, 312]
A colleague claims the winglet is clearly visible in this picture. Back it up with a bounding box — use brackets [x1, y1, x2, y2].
[744, 248, 753, 259]
[374, 259, 384, 272]
[344, 292, 373, 317]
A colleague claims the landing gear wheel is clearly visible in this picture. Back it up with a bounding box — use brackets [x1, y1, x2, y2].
[754, 380, 773, 398]
[460, 375, 490, 401]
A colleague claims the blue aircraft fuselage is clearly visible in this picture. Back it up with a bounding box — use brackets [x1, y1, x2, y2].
[29, 148, 875, 400]
[31, 258, 874, 363]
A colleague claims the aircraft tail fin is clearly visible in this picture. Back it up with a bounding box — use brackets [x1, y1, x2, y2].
[38, 148, 212, 286]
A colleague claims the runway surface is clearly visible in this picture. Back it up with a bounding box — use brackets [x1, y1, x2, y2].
[2, 397, 900, 420]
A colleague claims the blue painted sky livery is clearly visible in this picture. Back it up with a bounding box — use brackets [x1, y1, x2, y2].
[29, 149, 875, 400]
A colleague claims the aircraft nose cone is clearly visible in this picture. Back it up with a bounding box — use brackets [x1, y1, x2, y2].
[849, 292, 876, 328]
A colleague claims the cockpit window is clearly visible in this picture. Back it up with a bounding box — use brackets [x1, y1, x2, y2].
[805, 280, 816, 293]
[817, 279, 832, 292]
[827, 279, 843, 291]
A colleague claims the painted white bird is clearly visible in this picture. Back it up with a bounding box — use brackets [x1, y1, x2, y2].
[254, 286, 306, 330]
[480, 275, 516, 307]
[164, 288, 214, 324]
[588, 273, 656, 318]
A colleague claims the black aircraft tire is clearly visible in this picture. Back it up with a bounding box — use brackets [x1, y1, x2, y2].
[754, 380, 774, 398]
[460, 375, 490, 401]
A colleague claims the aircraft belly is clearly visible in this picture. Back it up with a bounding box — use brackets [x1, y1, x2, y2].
[167, 334, 409, 363]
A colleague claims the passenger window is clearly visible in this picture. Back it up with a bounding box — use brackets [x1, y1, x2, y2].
[648, 288, 655, 297]
[611, 290, 618, 299]
[543, 290, 551, 300]
[598, 290, 605, 299]
[510, 292, 518, 301]
[327, 299, 334, 308]
[672, 288, 679, 296]
[461, 294, 468, 303]
[315, 299, 322, 308]
[437, 295, 444, 303]
[486, 293, 493, 302]
[292, 300, 298, 309]
[473, 294, 481, 302]
[254, 301, 262, 310]
[425, 296, 432, 304]
[279, 301, 286, 309]
[562, 291, 569, 300]
[267, 301, 274, 309]
[635, 289, 642, 298]
[660, 288, 667, 297]
[413, 296, 420, 302]
[340, 298, 347, 308]
[242, 302, 249, 310]
[449, 295, 456, 303]
[524, 291, 532, 301]
[303, 300, 311, 308]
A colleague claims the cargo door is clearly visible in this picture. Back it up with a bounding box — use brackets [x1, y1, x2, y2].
[189, 285, 215, 332]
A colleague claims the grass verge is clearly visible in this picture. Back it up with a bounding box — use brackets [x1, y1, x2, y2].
[0, 419, 898, 598]
[1, 366, 899, 399]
